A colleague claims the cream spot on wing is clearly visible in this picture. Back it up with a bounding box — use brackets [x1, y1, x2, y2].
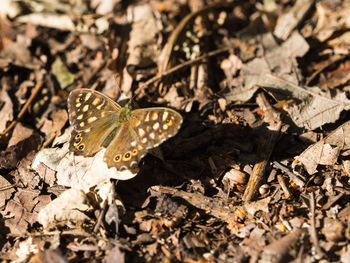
[144, 113, 150, 122]
[131, 141, 137, 147]
[77, 114, 83, 120]
[138, 145, 143, 150]
[135, 119, 141, 127]
[84, 93, 92, 101]
[149, 132, 155, 139]
[153, 122, 159, 130]
[167, 119, 173, 126]
[152, 112, 158, 121]
[88, 116, 97, 123]
[141, 137, 147, 144]
[162, 111, 169, 122]
[83, 105, 89, 112]
[101, 112, 106, 117]
[76, 103, 81, 108]
[70, 111, 76, 117]
[79, 122, 85, 127]
[163, 124, 168, 130]
[138, 128, 145, 137]
[84, 128, 91, 133]
[92, 98, 100, 105]
[96, 102, 105, 110]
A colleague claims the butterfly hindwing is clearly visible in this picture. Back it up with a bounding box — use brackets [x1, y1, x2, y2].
[103, 124, 147, 172]
[103, 108, 182, 171]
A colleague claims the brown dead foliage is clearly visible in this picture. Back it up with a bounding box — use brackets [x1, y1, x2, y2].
[1, 0, 350, 262]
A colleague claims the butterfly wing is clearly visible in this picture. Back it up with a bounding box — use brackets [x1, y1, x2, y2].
[130, 108, 183, 149]
[103, 107, 182, 171]
[103, 124, 147, 172]
[68, 89, 122, 156]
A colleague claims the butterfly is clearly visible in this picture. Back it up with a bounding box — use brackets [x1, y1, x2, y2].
[67, 89, 183, 173]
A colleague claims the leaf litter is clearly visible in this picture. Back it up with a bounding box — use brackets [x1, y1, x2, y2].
[1, 0, 350, 262]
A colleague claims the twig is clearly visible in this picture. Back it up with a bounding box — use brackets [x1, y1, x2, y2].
[266, 74, 350, 108]
[0, 182, 17, 191]
[0, 81, 44, 138]
[9, 230, 92, 238]
[308, 192, 325, 259]
[93, 180, 118, 233]
[135, 47, 230, 94]
[243, 93, 282, 201]
[277, 174, 292, 199]
[273, 161, 305, 188]
[158, 1, 239, 73]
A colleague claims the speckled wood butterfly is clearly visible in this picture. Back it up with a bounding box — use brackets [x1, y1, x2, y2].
[67, 89, 183, 172]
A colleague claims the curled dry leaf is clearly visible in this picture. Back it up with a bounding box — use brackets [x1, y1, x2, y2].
[126, 4, 160, 69]
[224, 31, 350, 130]
[321, 218, 344, 242]
[16, 13, 108, 34]
[293, 120, 350, 175]
[260, 228, 303, 263]
[32, 129, 130, 228]
[0, 87, 13, 133]
[31, 128, 137, 191]
[8, 123, 33, 147]
[274, 0, 314, 40]
[39, 109, 68, 138]
[0, 176, 15, 208]
[37, 188, 93, 229]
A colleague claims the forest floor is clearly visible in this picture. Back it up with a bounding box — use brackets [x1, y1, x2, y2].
[1, 0, 350, 262]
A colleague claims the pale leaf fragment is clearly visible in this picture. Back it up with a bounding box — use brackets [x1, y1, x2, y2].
[126, 4, 160, 68]
[37, 188, 92, 229]
[0, 88, 13, 133]
[51, 58, 74, 89]
[293, 121, 350, 175]
[31, 128, 137, 191]
[0, 176, 15, 208]
[274, 0, 314, 40]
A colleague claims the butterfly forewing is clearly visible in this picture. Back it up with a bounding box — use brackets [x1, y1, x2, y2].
[68, 89, 122, 156]
[68, 89, 121, 129]
[130, 108, 183, 149]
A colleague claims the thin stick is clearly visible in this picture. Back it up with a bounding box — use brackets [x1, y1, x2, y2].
[309, 192, 325, 259]
[135, 47, 230, 94]
[93, 180, 118, 233]
[0, 81, 44, 137]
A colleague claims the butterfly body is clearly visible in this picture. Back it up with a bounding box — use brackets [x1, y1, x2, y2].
[67, 89, 182, 172]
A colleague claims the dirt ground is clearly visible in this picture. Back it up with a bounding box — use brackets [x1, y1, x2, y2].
[1, 0, 350, 262]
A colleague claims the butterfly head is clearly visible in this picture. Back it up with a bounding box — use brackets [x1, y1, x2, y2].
[118, 104, 132, 123]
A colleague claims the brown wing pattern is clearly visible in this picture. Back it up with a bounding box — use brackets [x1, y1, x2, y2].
[67, 89, 121, 156]
[130, 108, 183, 149]
[103, 107, 182, 171]
[103, 124, 147, 172]
[68, 88, 183, 171]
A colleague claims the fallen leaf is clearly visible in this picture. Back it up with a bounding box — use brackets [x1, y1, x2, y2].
[51, 58, 74, 89]
[37, 188, 93, 229]
[293, 120, 350, 175]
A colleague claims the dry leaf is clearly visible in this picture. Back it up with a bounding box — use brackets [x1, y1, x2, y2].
[37, 188, 93, 229]
[293, 120, 350, 175]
